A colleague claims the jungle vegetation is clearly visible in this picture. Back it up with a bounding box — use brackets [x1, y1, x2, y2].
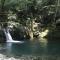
[0, 0, 60, 42]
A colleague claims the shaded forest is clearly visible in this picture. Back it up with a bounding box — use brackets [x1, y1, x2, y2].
[0, 0, 60, 42]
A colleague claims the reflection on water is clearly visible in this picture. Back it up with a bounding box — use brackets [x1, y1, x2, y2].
[39, 38, 48, 47]
[6, 43, 12, 56]
[0, 38, 60, 58]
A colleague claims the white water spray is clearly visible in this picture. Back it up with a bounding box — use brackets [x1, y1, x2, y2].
[3, 29, 24, 43]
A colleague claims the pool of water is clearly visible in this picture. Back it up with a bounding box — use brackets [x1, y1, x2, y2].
[0, 39, 60, 58]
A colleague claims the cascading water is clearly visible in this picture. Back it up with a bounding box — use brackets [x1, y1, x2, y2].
[3, 28, 24, 43]
[4, 29, 13, 42]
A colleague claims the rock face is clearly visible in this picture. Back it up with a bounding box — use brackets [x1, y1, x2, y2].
[47, 27, 60, 42]
[0, 30, 6, 42]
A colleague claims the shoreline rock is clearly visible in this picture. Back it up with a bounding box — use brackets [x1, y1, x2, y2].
[0, 54, 60, 60]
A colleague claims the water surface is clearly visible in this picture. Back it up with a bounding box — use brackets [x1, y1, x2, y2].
[0, 39, 60, 58]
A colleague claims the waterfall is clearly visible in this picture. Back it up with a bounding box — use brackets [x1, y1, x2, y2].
[4, 29, 13, 42]
[3, 29, 24, 43]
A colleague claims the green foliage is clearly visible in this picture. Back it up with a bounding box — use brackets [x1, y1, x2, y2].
[0, 0, 60, 29]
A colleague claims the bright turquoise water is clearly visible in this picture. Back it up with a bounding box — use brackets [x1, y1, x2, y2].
[0, 39, 60, 57]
